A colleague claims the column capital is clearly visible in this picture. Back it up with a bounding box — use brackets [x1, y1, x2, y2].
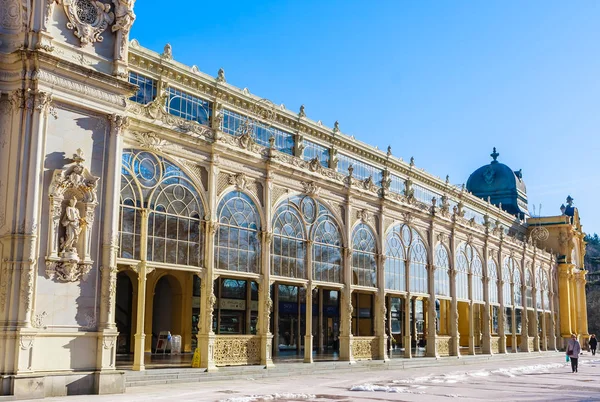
[260, 230, 274, 245]
[108, 113, 130, 136]
[131, 262, 154, 277]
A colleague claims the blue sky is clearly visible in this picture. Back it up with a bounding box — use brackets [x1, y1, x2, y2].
[131, 1, 600, 233]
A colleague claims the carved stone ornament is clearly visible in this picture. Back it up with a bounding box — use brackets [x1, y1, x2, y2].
[228, 173, 247, 190]
[357, 209, 369, 223]
[62, 0, 115, 46]
[301, 181, 320, 196]
[531, 226, 550, 242]
[45, 149, 99, 282]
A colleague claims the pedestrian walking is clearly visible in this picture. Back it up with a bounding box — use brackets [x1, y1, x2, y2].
[566, 333, 581, 373]
[589, 334, 597, 356]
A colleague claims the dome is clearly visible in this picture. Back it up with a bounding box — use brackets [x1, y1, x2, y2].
[466, 148, 528, 219]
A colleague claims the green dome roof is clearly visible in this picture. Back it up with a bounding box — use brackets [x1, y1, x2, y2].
[466, 148, 528, 219]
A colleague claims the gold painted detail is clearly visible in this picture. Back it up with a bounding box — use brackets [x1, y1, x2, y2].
[437, 336, 451, 356]
[352, 336, 377, 360]
[213, 335, 260, 366]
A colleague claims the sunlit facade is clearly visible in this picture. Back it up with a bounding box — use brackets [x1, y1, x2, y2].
[0, 1, 589, 399]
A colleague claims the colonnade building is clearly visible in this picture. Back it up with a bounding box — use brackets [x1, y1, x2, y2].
[0, 1, 589, 398]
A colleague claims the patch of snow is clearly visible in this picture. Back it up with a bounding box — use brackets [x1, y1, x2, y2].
[350, 384, 424, 394]
[219, 393, 316, 402]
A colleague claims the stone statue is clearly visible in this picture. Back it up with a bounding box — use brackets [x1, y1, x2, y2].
[162, 43, 173, 60]
[61, 197, 83, 254]
[217, 68, 226, 83]
[299, 104, 306, 117]
[112, 0, 136, 33]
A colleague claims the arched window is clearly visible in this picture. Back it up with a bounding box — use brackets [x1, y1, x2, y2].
[352, 223, 377, 287]
[434, 244, 450, 297]
[313, 214, 342, 283]
[272, 196, 342, 283]
[488, 258, 499, 304]
[455, 243, 481, 301]
[471, 255, 484, 302]
[119, 150, 204, 266]
[535, 266, 543, 310]
[525, 266, 533, 308]
[385, 226, 406, 291]
[503, 258, 515, 307]
[272, 199, 306, 279]
[513, 266, 522, 307]
[385, 224, 428, 293]
[216, 191, 260, 273]
[542, 270, 550, 311]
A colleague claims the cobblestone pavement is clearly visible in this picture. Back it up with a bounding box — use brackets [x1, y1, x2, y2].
[24, 354, 600, 402]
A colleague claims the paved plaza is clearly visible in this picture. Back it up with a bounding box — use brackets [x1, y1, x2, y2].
[25, 354, 600, 402]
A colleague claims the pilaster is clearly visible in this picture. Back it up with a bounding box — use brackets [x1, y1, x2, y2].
[557, 264, 573, 339]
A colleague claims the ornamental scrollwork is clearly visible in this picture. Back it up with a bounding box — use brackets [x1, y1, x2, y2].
[301, 181, 320, 197]
[228, 173, 247, 190]
[530, 226, 550, 242]
[45, 149, 99, 282]
[63, 0, 115, 46]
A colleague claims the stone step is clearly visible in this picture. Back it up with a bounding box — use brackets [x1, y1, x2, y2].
[124, 352, 563, 388]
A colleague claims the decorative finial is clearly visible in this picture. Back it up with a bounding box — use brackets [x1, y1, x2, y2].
[216, 67, 226, 83]
[560, 204, 566, 214]
[333, 121, 340, 134]
[409, 157, 414, 167]
[73, 149, 85, 164]
[445, 175, 450, 184]
[387, 146, 392, 157]
[162, 43, 173, 60]
[298, 104, 306, 118]
[566, 195, 574, 206]
[490, 147, 499, 162]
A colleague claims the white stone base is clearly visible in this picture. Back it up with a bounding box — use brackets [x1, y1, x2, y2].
[1, 370, 124, 399]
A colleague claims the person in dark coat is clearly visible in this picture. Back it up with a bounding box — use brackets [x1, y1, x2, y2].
[567, 333, 582, 373]
[589, 334, 597, 356]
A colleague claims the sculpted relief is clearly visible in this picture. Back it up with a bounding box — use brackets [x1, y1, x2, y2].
[45, 149, 100, 282]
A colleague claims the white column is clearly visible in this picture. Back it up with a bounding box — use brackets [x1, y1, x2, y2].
[482, 242, 491, 355]
[426, 223, 437, 357]
[449, 230, 460, 356]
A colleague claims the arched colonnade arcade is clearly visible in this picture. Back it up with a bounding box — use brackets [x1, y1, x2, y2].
[115, 149, 559, 370]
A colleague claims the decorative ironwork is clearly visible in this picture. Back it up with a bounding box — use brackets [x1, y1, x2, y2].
[352, 336, 377, 360]
[213, 335, 261, 366]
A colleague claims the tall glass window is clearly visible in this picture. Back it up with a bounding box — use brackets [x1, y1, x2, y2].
[272, 200, 306, 279]
[384, 227, 406, 292]
[166, 87, 212, 125]
[413, 184, 441, 205]
[409, 239, 428, 294]
[313, 215, 342, 283]
[216, 191, 260, 273]
[455, 243, 481, 300]
[434, 244, 450, 297]
[384, 224, 427, 293]
[352, 223, 377, 287]
[389, 174, 405, 195]
[503, 258, 516, 307]
[119, 150, 205, 265]
[488, 258, 499, 304]
[221, 109, 294, 154]
[272, 196, 342, 283]
[129, 72, 157, 105]
[542, 271, 550, 311]
[303, 140, 330, 167]
[472, 256, 484, 302]
[513, 268, 522, 307]
[337, 154, 383, 184]
[535, 266, 543, 310]
[525, 266, 533, 308]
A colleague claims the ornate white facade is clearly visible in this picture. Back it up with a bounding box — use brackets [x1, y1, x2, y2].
[0, 1, 588, 399]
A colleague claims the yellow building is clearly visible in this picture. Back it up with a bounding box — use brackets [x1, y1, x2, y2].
[0, 1, 588, 399]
